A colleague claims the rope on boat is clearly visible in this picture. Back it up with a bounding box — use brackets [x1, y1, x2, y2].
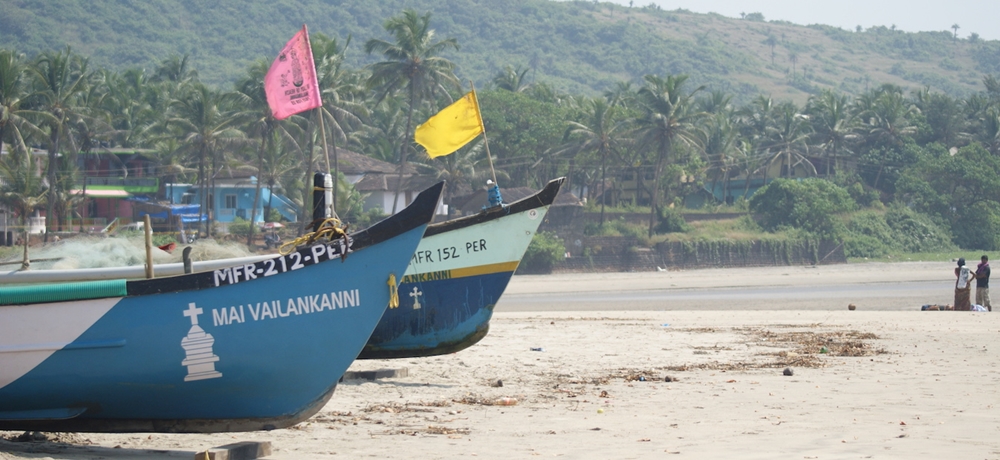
[387, 273, 399, 309]
[278, 217, 349, 256]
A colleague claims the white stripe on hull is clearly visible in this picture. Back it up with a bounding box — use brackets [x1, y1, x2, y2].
[0, 298, 120, 390]
[404, 207, 550, 276]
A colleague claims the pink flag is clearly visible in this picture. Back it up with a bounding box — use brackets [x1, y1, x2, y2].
[264, 25, 322, 120]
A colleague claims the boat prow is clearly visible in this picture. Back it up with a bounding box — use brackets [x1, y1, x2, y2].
[0, 182, 444, 433]
[360, 177, 565, 359]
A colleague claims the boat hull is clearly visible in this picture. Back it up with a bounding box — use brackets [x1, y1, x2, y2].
[360, 178, 564, 359]
[0, 183, 443, 433]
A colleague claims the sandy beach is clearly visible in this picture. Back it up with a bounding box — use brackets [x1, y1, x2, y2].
[2, 261, 998, 459]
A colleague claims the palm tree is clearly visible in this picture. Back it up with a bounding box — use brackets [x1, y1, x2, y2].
[765, 36, 778, 65]
[764, 102, 815, 181]
[603, 81, 635, 108]
[853, 85, 919, 190]
[736, 95, 776, 141]
[913, 89, 966, 147]
[0, 155, 46, 270]
[350, 96, 406, 163]
[492, 65, 532, 93]
[550, 97, 625, 225]
[633, 74, 705, 237]
[234, 59, 305, 246]
[364, 9, 460, 213]
[50, 161, 86, 232]
[698, 90, 732, 115]
[100, 67, 168, 148]
[701, 110, 742, 204]
[979, 107, 1000, 156]
[0, 49, 42, 167]
[312, 34, 367, 209]
[152, 54, 198, 85]
[29, 46, 90, 235]
[856, 84, 917, 150]
[806, 89, 858, 176]
[255, 130, 301, 227]
[152, 137, 196, 207]
[166, 83, 245, 237]
[735, 137, 765, 199]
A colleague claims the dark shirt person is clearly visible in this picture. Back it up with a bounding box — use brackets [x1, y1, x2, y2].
[976, 255, 991, 312]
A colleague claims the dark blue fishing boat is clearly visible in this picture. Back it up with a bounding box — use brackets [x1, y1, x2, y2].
[0, 182, 443, 433]
[360, 178, 564, 359]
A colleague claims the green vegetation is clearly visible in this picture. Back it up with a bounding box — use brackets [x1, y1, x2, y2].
[227, 217, 253, 237]
[519, 231, 566, 274]
[1, 4, 999, 263]
[655, 207, 691, 234]
[0, 1, 997, 102]
[844, 207, 956, 258]
[749, 178, 855, 239]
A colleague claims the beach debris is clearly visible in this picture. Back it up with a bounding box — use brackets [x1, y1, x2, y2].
[664, 376, 677, 382]
[455, 394, 521, 406]
[425, 426, 470, 435]
[491, 379, 504, 388]
[848, 303, 856, 311]
[496, 397, 518, 406]
[530, 347, 544, 352]
[624, 372, 651, 382]
[783, 368, 794, 376]
[386, 426, 471, 436]
[11, 431, 47, 442]
[820, 346, 829, 354]
[197, 441, 271, 460]
[361, 401, 450, 414]
[597, 408, 605, 414]
[341, 367, 409, 381]
[599, 390, 609, 398]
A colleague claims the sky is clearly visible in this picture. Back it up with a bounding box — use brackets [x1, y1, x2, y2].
[604, 0, 1000, 41]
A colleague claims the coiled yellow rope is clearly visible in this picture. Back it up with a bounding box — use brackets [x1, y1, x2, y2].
[278, 217, 349, 255]
[387, 273, 399, 309]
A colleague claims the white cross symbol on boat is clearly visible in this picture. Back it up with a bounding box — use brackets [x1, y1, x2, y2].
[409, 287, 423, 310]
[183, 303, 203, 326]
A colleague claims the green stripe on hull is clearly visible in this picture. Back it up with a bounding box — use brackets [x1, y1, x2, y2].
[0, 280, 127, 306]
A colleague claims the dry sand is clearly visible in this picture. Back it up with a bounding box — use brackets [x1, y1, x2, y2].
[2, 261, 998, 459]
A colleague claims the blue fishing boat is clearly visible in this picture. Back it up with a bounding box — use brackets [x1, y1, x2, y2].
[0, 182, 443, 433]
[360, 178, 564, 359]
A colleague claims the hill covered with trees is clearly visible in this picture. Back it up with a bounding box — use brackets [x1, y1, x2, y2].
[2, 3, 1000, 267]
[2, 0, 999, 103]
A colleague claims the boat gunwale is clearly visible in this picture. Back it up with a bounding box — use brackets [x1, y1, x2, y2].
[424, 177, 565, 238]
[0, 182, 444, 300]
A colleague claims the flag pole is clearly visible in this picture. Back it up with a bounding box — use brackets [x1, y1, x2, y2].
[315, 107, 335, 217]
[305, 25, 335, 219]
[470, 81, 498, 186]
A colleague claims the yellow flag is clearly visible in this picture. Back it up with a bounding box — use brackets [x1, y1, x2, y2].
[414, 91, 484, 158]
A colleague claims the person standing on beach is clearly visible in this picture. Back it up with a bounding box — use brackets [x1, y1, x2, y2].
[955, 258, 975, 311]
[976, 255, 991, 312]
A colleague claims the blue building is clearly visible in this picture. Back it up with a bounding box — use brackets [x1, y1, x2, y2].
[166, 175, 298, 233]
